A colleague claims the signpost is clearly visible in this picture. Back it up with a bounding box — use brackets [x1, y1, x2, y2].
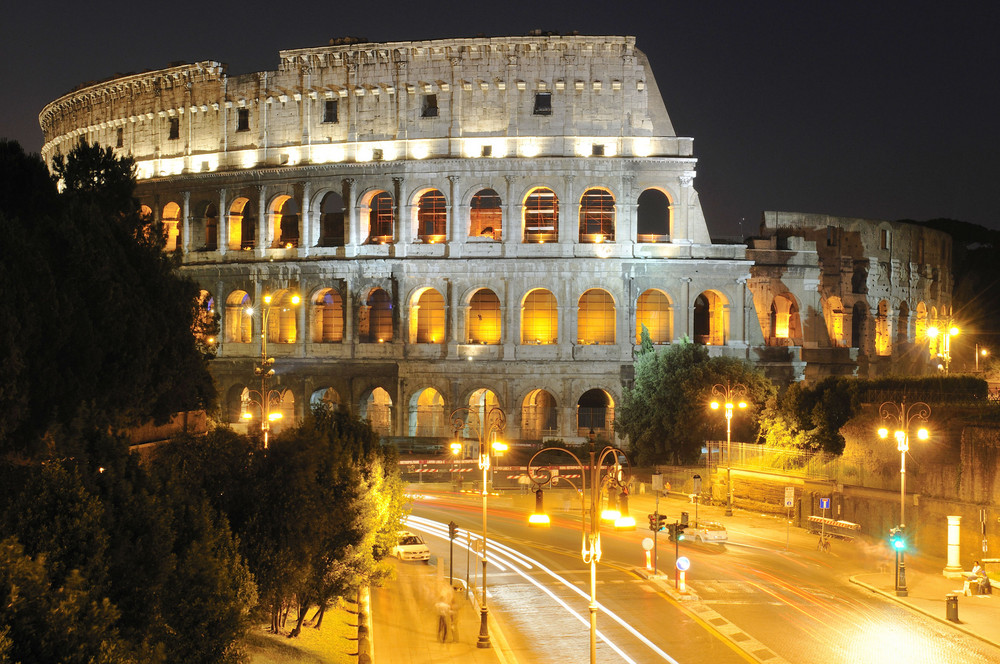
[784, 487, 795, 550]
[693, 474, 702, 527]
[819, 497, 831, 546]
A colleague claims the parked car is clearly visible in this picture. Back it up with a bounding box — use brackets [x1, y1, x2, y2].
[691, 521, 728, 543]
[392, 531, 431, 562]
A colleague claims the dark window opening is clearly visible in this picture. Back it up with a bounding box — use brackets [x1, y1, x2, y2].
[116, 127, 123, 148]
[323, 99, 339, 123]
[372, 148, 384, 161]
[591, 143, 604, 156]
[319, 193, 346, 247]
[481, 144, 493, 157]
[636, 189, 670, 241]
[533, 92, 552, 115]
[421, 94, 438, 118]
[168, 117, 180, 140]
[827, 225, 838, 246]
[237, 108, 250, 132]
[880, 229, 890, 250]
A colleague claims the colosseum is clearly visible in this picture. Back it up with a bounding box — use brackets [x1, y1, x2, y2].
[39, 33, 954, 444]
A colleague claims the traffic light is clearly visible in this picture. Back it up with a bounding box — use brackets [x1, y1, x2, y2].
[449, 520, 458, 540]
[648, 513, 658, 531]
[656, 513, 667, 531]
[890, 526, 906, 551]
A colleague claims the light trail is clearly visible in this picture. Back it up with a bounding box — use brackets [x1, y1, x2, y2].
[407, 515, 682, 664]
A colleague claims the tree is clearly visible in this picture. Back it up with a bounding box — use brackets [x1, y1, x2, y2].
[616, 340, 776, 464]
[761, 377, 861, 454]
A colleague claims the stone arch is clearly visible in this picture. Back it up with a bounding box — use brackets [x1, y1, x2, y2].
[311, 288, 344, 343]
[162, 201, 181, 252]
[521, 388, 558, 439]
[693, 290, 728, 346]
[189, 199, 218, 251]
[410, 287, 446, 344]
[310, 387, 341, 411]
[317, 190, 345, 247]
[268, 194, 299, 248]
[824, 295, 846, 347]
[360, 386, 393, 436]
[577, 288, 616, 345]
[636, 289, 673, 344]
[408, 387, 446, 437]
[875, 299, 891, 356]
[360, 287, 393, 343]
[578, 187, 615, 243]
[636, 188, 672, 242]
[768, 293, 801, 346]
[414, 188, 447, 242]
[228, 197, 255, 251]
[469, 188, 502, 241]
[915, 302, 928, 340]
[194, 289, 216, 347]
[361, 189, 394, 244]
[467, 288, 501, 344]
[266, 289, 300, 344]
[852, 301, 868, 350]
[225, 290, 252, 343]
[521, 288, 558, 344]
[522, 187, 558, 243]
[577, 388, 615, 438]
[897, 301, 910, 345]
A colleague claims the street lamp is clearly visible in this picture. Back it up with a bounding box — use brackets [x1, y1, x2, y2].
[976, 344, 989, 372]
[710, 381, 748, 517]
[449, 442, 463, 486]
[927, 324, 959, 373]
[450, 404, 506, 649]
[242, 292, 300, 448]
[878, 399, 930, 597]
[526, 443, 631, 664]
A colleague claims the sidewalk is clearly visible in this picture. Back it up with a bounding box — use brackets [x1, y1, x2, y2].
[850, 566, 1000, 650]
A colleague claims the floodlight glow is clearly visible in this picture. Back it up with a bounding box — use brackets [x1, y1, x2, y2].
[878, 428, 889, 438]
[614, 515, 636, 530]
[528, 513, 551, 527]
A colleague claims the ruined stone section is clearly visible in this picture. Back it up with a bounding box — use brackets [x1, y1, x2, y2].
[749, 211, 953, 380]
[38, 34, 949, 440]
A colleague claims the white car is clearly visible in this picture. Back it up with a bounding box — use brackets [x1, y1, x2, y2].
[392, 531, 431, 562]
[691, 521, 728, 543]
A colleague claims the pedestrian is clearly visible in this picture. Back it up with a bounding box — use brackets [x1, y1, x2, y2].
[448, 589, 460, 642]
[435, 598, 450, 642]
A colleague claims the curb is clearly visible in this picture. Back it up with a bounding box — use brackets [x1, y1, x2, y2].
[848, 575, 1000, 651]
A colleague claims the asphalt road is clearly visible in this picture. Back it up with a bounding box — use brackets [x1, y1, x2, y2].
[403, 487, 1000, 664]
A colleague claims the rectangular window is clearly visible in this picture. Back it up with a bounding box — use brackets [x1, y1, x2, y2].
[236, 108, 250, 132]
[116, 127, 123, 148]
[591, 143, 605, 156]
[826, 225, 838, 246]
[880, 229, 890, 250]
[168, 117, 180, 140]
[481, 144, 493, 157]
[917, 238, 925, 263]
[533, 92, 552, 115]
[323, 99, 338, 123]
[421, 94, 438, 118]
[372, 148, 384, 161]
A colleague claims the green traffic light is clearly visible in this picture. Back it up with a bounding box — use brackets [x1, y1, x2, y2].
[892, 537, 905, 551]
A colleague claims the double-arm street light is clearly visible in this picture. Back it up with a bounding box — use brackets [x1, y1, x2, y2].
[927, 323, 959, 373]
[450, 404, 507, 649]
[526, 442, 632, 664]
[241, 292, 299, 448]
[710, 381, 748, 517]
[878, 399, 930, 597]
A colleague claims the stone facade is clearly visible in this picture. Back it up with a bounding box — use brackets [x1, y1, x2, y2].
[39, 35, 952, 442]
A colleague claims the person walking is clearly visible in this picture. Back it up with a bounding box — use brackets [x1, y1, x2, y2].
[435, 597, 450, 642]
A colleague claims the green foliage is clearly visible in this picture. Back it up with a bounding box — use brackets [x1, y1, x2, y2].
[0, 139, 216, 454]
[762, 377, 861, 454]
[616, 340, 776, 464]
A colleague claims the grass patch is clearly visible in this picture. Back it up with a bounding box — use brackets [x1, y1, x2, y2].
[245, 601, 358, 664]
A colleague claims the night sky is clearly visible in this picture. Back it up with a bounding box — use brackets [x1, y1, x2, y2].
[3, 1, 997, 237]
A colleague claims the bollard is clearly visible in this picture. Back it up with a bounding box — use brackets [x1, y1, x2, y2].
[946, 593, 959, 622]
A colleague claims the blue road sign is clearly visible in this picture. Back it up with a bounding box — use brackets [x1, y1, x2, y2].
[819, 498, 830, 510]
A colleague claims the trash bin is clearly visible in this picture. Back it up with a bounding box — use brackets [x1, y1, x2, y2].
[946, 593, 959, 622]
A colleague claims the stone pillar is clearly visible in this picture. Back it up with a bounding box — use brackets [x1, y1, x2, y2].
[620, 174, 635, 244]
[256, 185, 268, 257]
[944, 515, 964, 578]
[218, 188, 228, 256]
[560, 174, 575, 252]
[300, 180, 312, 257]
[447, 175, 461, 248]
[504, 175, 518, 247]
[343, 278, 354, 345]
[738, 277, 749, 346]
[676, 174, 693, 242]
[680, 277, 692, 340]
[393, 177, 405, 246]
[344, 178, 358, 248]
[181, 191, 191, 255]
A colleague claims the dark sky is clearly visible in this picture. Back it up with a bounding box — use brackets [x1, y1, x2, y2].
[3, 2, 997, 237]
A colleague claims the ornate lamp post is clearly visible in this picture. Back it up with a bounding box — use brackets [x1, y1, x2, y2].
[878, 399, 930, 597]
[710, 381, 748, 517]
[526, 443, 632, 664]
[450, 404, 506, 649]
[927, 324, 959, 373]
[242, 292, 299, 448]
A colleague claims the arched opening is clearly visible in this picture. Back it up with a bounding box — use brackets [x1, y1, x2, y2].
[409, 388, 446, 437]
[636, 289, 672, 344]
[897, 302, 910, 345]
[229, 197, 255, 251]
[162, 202, 181, 252]
[470, 189, 502, 240]
[415, 288, 445, 343]
[577, 289, 616, 345]
[319, 192, 346, 247]
[270, 195, 299, 248]
[266, 289, 299, 344]
[361, 387, 393, 436]
[852, 263, 868, 294]
[365, 191, 394, 244]
[360, 288, 393, 343]
[852, 301, 868, 350]
[693, 291, 727, 346]
[521, 289, 558, 344]
[416, 189, 447, 243]
[310, 387, 341, 411]
[825, 296, 846, 347]
[768, 293, 801, 346]
[224, 384, 246, 424]
[929, 306, 940, 357]
[276, 389, 295, 433]
[521, 389, 558, 439]
[915, 302, 928, 340]
[875, 300, 891, 356]
[194, 289, 216, 347]
[468, 289, 501, 344]
[225, 291, 252, 343]
[311, 288, 343, 343]
[523, 187, 558, 243]
[577, 389, 614, 437]
[203, 203, 218, 251]
[578, 188, 615, 243]
[636, 189, 670, 242]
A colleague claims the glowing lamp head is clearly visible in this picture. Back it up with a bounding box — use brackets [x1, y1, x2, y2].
[492, 441, 508, 453]
[450, 442, 463, 456]
[291, 294, 301, 305]
[949, 326, 960, 337]
[878, 427, 889, 439]
[268, 412, 283, 421]
[263, 295, 272, 305]
[927, 326, 939, 338]
[241, 412, 253, 420]
[917, 428, 929, 440]
[738, 401, 748, 409]
[245, 307, 255, 316]
[710, 402, 720, 410]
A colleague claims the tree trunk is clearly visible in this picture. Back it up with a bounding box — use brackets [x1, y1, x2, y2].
[313, 603, 326, 629]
